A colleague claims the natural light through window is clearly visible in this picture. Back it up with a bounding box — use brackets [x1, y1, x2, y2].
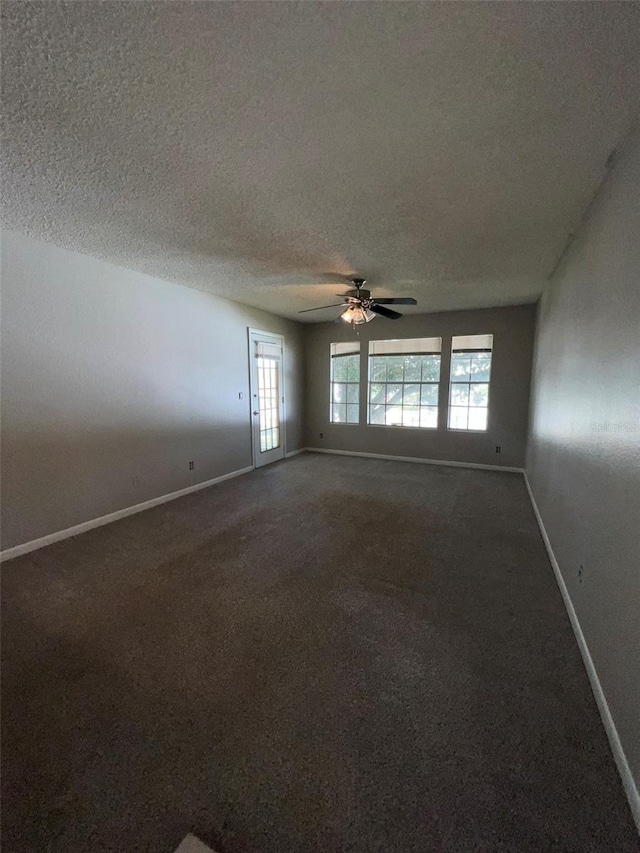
[368, 337, 442, 428]
[448, 334, 493, 431]
[256, 339, 282, 452]
[257, 356, 280, 451]
[330, 341, 360, 424]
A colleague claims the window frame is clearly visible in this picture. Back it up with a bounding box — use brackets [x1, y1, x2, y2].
[329, 342, 360, 425]
[367, 338, 442, 430]
[447, 335, 493, 433]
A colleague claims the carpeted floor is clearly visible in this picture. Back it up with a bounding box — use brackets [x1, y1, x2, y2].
[2, 453, 636, 852]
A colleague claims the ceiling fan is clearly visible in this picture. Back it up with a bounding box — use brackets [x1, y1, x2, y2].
[299, 278, 417, 326]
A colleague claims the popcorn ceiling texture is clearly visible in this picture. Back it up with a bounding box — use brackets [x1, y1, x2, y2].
[2, 1, 640, 320]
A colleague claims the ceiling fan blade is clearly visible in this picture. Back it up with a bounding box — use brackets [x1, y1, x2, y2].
[370, 304, 403, 320]
[298, 303, 347, 313]
[373, 297, 417, 305]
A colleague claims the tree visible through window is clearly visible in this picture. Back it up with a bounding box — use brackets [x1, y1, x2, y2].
[448, 334, 493, 431]
[330, 341, 360, 423]
[368, 337, 442, 428]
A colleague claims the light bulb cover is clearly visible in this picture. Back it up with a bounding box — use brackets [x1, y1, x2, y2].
[340, 305, 376, 325]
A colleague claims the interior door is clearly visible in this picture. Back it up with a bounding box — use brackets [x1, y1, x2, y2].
[249, 330, 285, 468]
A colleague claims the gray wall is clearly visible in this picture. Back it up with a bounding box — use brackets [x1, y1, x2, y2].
[304, 304, 536, 469]
[0, 231, 304, 550]
[527, 130, 640, 799]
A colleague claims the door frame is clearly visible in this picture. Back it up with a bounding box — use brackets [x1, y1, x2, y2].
[248, 328, 286, 468]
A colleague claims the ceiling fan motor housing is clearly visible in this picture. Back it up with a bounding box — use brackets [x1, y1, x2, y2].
[346, 279, 370, 301]
[345, 289, 371, 301]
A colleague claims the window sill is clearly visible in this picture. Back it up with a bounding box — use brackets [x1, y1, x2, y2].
[366, 423, 437, 431]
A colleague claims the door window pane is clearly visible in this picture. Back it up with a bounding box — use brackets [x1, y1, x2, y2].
[257, 355, 281, 452]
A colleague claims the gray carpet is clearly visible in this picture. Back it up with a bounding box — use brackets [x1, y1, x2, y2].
[2, 453, 636, 852]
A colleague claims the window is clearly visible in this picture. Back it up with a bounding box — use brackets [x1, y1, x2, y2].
[255, 339, 282, 452]
[330, 341, 360, 423]
[448, 334, 493, 431]
[368, 337, 442, 428]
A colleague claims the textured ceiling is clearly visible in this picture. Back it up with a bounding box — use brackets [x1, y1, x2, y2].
[2, 2, 640, 322]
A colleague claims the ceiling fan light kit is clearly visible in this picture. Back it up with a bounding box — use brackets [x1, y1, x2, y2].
[340, 305, 375, 325]
[300, 278, 417, 330]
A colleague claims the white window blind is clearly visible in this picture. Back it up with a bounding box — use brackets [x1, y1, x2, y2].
[369, 337, 442, 356]
[450, 334, 492, 352]
[255, 340, 282, 359]
[331, 341, 360, 356]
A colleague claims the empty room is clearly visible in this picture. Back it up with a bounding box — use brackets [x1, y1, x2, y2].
[1, 2, 639, 852]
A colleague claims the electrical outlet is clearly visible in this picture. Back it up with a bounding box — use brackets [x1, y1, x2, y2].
[578, 564, 584, 584]
[189, 461, 194, 471]
[319, 432, 324, 439]
[495, 445, 501, 453]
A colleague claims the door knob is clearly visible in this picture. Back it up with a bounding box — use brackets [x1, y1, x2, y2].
[253, 410, 259, 415]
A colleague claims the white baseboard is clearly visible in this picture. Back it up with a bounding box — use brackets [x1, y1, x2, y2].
[524, 473, 640, 831]
[0, 465, 254, 563]
[304, 446, 524, 474]
[5, 449, 636, 831]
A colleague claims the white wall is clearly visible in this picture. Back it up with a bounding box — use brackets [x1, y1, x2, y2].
[0, 231, 304, 551]
[527, 128, 640, 822]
